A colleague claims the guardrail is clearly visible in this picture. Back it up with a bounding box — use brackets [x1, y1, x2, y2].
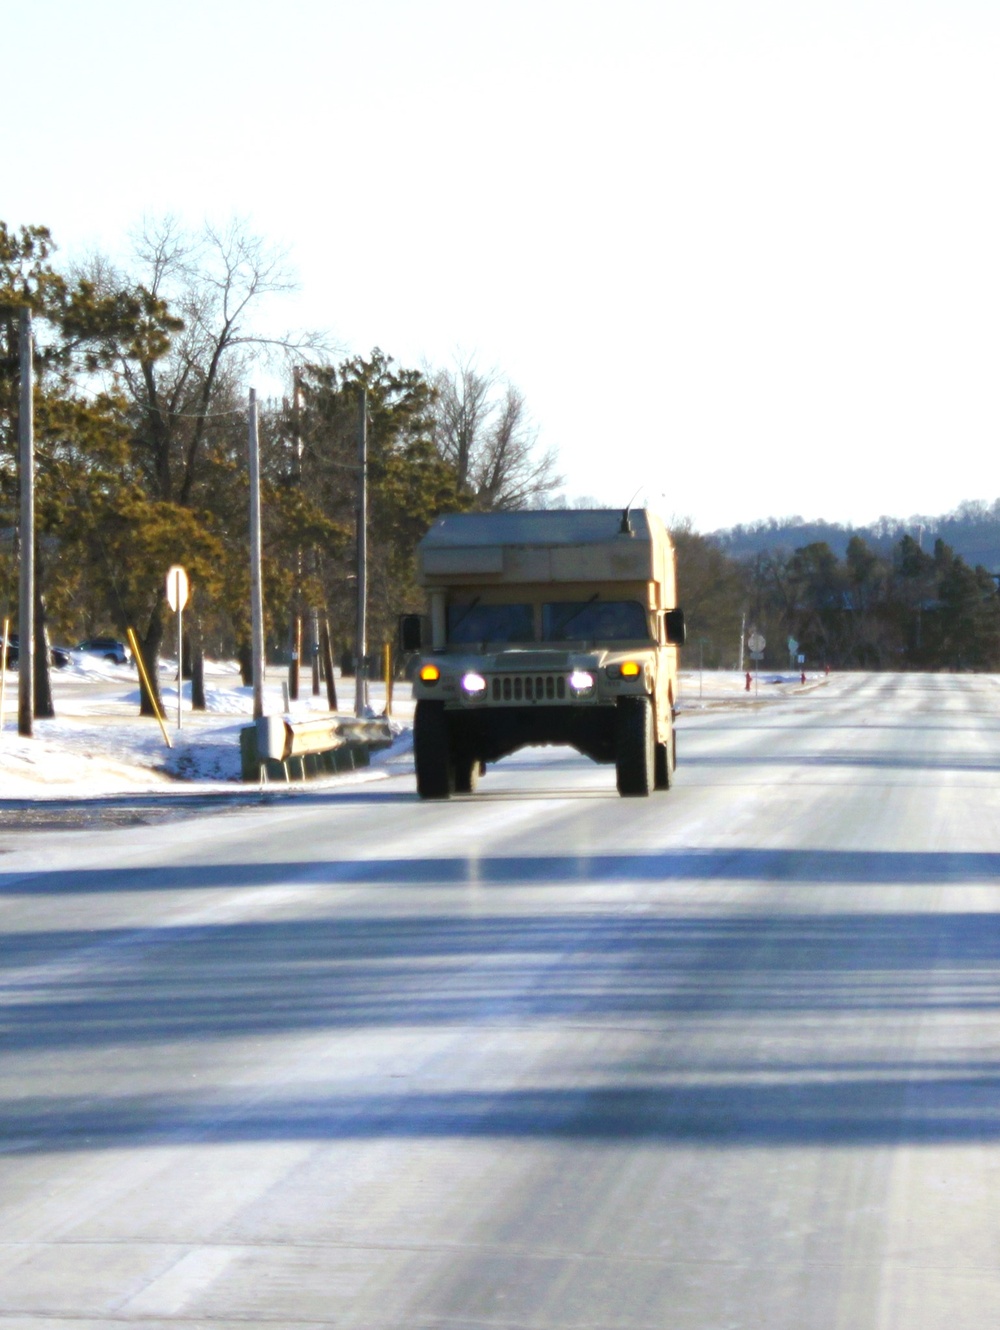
[240, 713, 394, 782]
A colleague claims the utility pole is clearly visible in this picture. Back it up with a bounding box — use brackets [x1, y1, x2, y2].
[698, 637, 705, 699]
[288, 368, 303, 701]
[738, 611, 746, 673]
[18, 309, 34, 738]
[355, 384, 368, 717]
[248, 389, 265, 719]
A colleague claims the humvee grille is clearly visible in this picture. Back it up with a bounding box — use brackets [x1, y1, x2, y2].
[490, 674, 567, 703]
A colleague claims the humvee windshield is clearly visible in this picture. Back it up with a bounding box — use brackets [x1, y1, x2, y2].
[448, 603, 534, 644]
[543, 600, 651, 642]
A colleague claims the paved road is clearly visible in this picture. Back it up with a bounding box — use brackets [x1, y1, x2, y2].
[2, 673, 1000, 1328]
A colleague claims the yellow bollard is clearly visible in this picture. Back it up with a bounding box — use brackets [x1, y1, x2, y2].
[127, 627, 173, 749]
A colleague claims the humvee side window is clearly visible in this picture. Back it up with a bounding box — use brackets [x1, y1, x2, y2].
[543, 600, 651, 642]
[447, 603, 535, 644]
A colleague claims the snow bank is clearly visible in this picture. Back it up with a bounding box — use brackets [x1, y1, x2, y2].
[0, 661, 413, 798]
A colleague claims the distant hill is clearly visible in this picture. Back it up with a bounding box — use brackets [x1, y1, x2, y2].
[710, 500, 1000, 571]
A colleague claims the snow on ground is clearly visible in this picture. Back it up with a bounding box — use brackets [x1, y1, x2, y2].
[0, 659, 822, 799]
[0, 658, 413, 799]
[676, 667, 827, 712]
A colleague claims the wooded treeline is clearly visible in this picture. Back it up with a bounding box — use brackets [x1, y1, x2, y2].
[5, 216, 999, 711]
[675, 527, 1000, 673]
[0, 219, 559, 711]
[714, 499, 1000, 570]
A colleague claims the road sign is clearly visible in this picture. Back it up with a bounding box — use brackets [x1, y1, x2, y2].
[787, 636, 798, 655]
[747, 631, 765, 654]
[166, 565, 189, 612]
[165, 565, 189, 731]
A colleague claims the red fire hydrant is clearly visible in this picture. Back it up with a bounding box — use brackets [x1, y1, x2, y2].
[800, 670, 806, 684]
[745, 671, 752, 692]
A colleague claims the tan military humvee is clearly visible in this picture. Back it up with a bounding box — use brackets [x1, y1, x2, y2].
[403, 507, 685, 798]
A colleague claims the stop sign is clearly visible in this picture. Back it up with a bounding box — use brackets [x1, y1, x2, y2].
[166, 565, 189, 612]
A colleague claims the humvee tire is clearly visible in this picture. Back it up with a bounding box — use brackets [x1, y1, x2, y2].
[654, 716, 676, 790]
[616, 697, 655, 797]
[414, 700, 454, 799]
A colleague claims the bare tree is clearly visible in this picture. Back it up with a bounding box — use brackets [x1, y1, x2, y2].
[111, 217, 324, 504]
[432, 358, 495, 493]
[79, 217, 326, 713]
[431, 356, 561, 510]
[473, 383, 561, 510]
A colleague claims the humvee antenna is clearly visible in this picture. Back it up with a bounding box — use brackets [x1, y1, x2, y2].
[620, 485, 643, 535]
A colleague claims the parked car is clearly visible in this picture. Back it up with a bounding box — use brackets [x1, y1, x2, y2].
[2, 635, 71, 669]
[75, 637, 130, 665]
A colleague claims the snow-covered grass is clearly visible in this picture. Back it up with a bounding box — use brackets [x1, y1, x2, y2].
[680, 665, 829, 718]
[0, 657, 414, 799]
[676, 667, 827, 712]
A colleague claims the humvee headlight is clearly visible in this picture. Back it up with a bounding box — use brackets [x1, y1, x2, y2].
[461, 671, 487, 695]
[419, 663, 441, 684]
[568, 669, 595, 693]
[620, 660, 642, 678]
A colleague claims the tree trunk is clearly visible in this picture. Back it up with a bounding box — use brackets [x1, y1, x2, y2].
[138, 602, 165, 717]
[191, 646, 205, 710]
[321, 619, 338, 711]
[33, 576, 54, 719]
[191, 613, 206, 711]
[237, 641, 253, 686]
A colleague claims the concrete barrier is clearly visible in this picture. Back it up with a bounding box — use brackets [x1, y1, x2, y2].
[240, 713, 394, 782]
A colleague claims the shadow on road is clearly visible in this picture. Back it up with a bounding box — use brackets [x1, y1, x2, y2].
[3, 846, 1000, 894]
[5, 844, 1000, 1152]
[5, 1076, 1000, 1152]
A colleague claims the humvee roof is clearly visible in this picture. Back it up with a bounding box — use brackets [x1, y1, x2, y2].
[417, 508, 673, 592]
[420, 509, 658, 547]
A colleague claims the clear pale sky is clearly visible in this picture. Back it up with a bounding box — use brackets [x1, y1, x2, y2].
[7, 1, 1000, 532]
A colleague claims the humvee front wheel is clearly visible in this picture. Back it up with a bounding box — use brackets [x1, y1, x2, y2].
[616, 697, 655, 797]
[414, 700, 453, 799]
[453, 753, 482, 795]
